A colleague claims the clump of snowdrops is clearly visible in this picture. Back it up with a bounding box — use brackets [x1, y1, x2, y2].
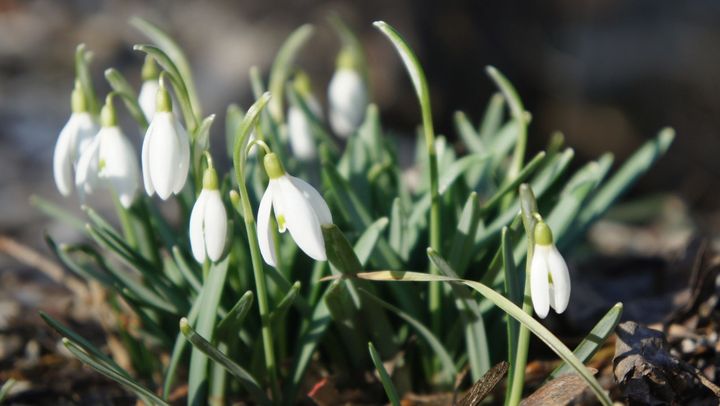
[38, 16, 674, 406]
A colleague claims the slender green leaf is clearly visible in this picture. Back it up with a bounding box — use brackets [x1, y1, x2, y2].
[0, 378, 15, 402]
[353, 217, 389, 266]
[549, 303, 623, 379]
[368, 342, 401, 406]
[455, 111, 484, 153]
[30, 195, 85, 232]
[180, 318, 269, 405]
[63, 338, 168, 405]
[575, 128, 674, 234]
[216, 291, 254, 341]
[133, 44, 197, 131]
[478, 92, 505, 143]
[359, 288, 457, 384]
[130, 17, 201, 117]
[189, 258, 229, 405]
[268, 24, 314, 121]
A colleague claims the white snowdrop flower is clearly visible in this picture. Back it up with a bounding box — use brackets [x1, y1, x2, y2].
[138, 56, 160, 121]
[141, 84, 190, 199]
[75, 95, 140, 209]
[328, 48, 367, 138]
[53, 80, 99, 196]
[257, 152, 332, 267]
[288, 72, 321, 160]
[530, 221, 571, 319]
[189, 166, 227, 263]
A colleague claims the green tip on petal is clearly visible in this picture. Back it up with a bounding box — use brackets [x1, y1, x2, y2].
[534, 221, 553, 246]
[71, 79, 87, 113]
[336, 46, 361, 71]
[100, 95, 117, 127]
[141, 55, 159, 81]
[263, 153, 285, 179]
[155, 86, 172, 112]
[293, 71, 312, 96]
[202, 167, 219, 190]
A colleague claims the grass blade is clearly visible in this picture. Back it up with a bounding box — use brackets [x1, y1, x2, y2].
[368, 342, 401, 406]
[359, 288, 457, 384]
[188, 258, 229, 405]
[62, 338, 168, 405]
[549, 303, 623, 379]
[180, 318, 270, 405]
[268, 24, 314, 122]
[130, 17, 201, 118]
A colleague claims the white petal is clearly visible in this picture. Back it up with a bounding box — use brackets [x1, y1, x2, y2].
[74, 134, 101, 201]
[71, 113, 99, 161]
[141, 120, 155, 196]
[287, 175, 332, 225]
[547, 246, 571, 314]
[275, 176, 327, 261]
[202, 190, 227, 262]
[148, 112, 179, 200]
[287, 106, 317, 160]
[98, 127, 140, 208]
[257, 186, 277, 267]
[138, 80, 159, 121]
[530, 245, 551, 319]
[52, 113, 98, 197]
[53, 116, 77, 196]
[173, 119, 190, 194]
[189, 191, 208, 262]
[269, 180, 287, 233]
[328, 69, 367, 138]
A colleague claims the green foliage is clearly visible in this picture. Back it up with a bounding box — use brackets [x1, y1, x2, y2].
[40, 16, 672, 406]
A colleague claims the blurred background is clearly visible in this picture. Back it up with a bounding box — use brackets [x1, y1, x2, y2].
[1, 0, 719, 245]
[0, 0, 718, 401]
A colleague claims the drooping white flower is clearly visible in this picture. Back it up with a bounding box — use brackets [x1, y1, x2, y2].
[189, 166, 227, 263]
[529, 221, 571, 319]
[75, 96, 140, 208]
[288, 72, 321, 160]
[328, 48, 367, 138]
[257, 152, 332, 267]
[141, 85, 190, 199]
[53, 81, 99, 196]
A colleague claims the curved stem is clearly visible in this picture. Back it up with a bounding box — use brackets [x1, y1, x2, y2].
[231, 94, 280, 401]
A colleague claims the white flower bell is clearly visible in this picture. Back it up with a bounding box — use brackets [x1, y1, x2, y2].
[328, 48, 367, 138]
[141, 84, 190, 199]
[138, 56, 160, 121]
[75, 95, 140, 208]
[257, 152, 332, 267]
[529, 221, 571, 319]
[287, 72, 321, 160]
[53, 80, 99, 196]
[189, 166, 227, 263]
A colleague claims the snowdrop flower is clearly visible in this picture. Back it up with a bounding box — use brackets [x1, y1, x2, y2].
[189, 165, 227, 263]
[328, 47, 367, 138]
[53, 80, 99, 196]
[530, 220, 571, 319]
[141, 83, 190, 199]
[75, 95, 140, 208]
[257, 152, 332, 267]
[138, 56, 160, 121]
[288, 72, 321, 160]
